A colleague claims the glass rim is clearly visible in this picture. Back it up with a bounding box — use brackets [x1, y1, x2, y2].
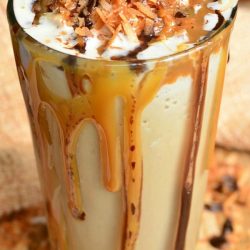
[7, 0, 238, 64]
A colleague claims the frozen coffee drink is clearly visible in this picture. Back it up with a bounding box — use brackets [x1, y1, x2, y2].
[8, 0, 237, 249]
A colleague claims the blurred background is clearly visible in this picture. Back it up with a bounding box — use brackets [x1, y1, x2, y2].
[0, 1, 250, 250]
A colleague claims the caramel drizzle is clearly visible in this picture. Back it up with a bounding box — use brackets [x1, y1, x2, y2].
[17, 59, 68, 247]
[30, 55, 209, 250]
[36, 57, 201, 250]
[122, 65, 168, 249]
[32, 55, 190, 248]
[37, 64, 87, 220]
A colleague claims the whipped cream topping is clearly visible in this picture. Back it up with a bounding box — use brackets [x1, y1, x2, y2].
[14, 0, 237, 60]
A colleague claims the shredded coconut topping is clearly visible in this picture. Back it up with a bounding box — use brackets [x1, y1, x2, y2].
[31, 0, 204, 53]
[14, 0, 237, 59]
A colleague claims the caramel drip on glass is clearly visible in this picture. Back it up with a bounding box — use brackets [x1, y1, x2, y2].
[35, 64, 86, 220]
[31, 55, 208, 249]
[122, 65, 168, 249]
[17, 58, 69, 247]
[31, 54, 191, 246]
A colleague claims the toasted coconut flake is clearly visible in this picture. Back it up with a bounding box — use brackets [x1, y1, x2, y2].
[99, 26, 114, 40]
[148, 0, 158, 4]
[134, 18, 145, 35]
[106, 24, 116, 33]
[133, 2, 157, 19]
[119, 13, 139, 42]
[75, 27, 93, 37]
[106, 14, 120, 29]
[95, 7, 107, 24]
[113, 0, 126, 5]
[144, 18, 155, 35]
[97, 32, 110, 41]
[110, 24, 122, 43]
[102, 24, 122, 51]
[127, 7, 145, 18]
[78, 17, 85, 27]
[91, 9, 104, 29]
[95, 7, 115, 33]
[65, 0, 77, 11]
[99, 0, 112, 11]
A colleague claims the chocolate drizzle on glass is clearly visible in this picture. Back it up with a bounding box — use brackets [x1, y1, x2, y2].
[175, 51, 209, 250]
[213, 10, 225, 31]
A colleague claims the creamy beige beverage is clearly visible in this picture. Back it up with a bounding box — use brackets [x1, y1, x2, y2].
[8, 0, 237, 249]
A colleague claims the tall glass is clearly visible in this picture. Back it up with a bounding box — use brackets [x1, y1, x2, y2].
[7, 1, 237, 249]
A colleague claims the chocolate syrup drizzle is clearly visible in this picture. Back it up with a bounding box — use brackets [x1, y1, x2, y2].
[213, 11, 225, 31]
[175, 52, 209, 250]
